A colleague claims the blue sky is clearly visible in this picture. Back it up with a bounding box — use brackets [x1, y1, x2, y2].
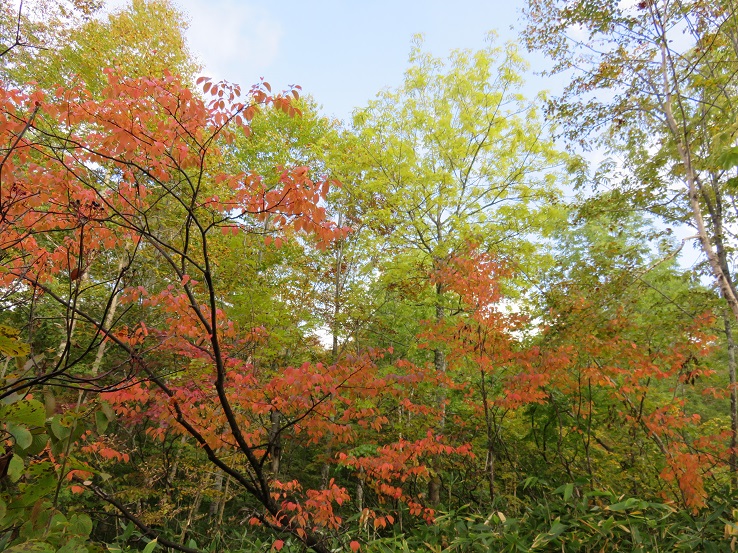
[167, 0, 548, 122]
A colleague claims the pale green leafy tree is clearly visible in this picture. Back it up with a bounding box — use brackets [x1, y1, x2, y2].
[351, 35, 564, 364]
[2, 0, 198, 92]
[350, 35, 566, 503]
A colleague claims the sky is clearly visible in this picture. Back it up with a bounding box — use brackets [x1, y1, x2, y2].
[158, 0, 548, 123]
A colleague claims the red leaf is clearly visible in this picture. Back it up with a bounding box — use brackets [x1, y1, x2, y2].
[272, 540, 284, 551]
[350, 541, 360, 552]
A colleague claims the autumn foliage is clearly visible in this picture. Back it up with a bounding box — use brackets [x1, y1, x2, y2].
[0, 8, 735, 553]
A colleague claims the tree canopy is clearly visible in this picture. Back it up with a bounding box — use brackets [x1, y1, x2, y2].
[1, 1, 737, 552]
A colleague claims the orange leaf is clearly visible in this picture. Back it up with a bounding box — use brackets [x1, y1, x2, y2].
[272, 540, 284, 551]
[350, 541, 360, 552]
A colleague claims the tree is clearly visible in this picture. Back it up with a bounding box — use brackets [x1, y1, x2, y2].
[419, 247, 554, 504]
[1, 0, 198, 93]
[522, 0, 738, 315]
[0, 61, 336, 548]
[0, 0, 102, 62]
[349, 34, 564, 503]
[352, 35, 563, 271]
[533, 209, 722, 510]
[522, 0, 738, 489]
[0, 59, 484, 553]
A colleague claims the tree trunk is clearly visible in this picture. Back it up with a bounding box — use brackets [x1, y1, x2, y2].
[434, 282, 447, 382]
[269, 409, 282, 475]
[320, 448, 332, 490]
[658, 37, 738, 320]
[331, 213, 344, 359]
[726, 313, 738, 490]
[479, 365, 497, 504]
[181, 472, 208, 543]
[428, 476, 442, 505]
[486, 446, 495, 503]
[356, 468, 364, 512]
[209, 470, 222, 516]
[90, 255, 127, 375]
[428, 279, 446, 506]
[217, 474, 230, 526]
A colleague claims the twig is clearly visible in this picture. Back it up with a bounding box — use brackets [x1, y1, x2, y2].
[85, 481, 204, 553]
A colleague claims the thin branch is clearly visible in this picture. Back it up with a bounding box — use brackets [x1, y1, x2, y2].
[85, 482, 204, 553]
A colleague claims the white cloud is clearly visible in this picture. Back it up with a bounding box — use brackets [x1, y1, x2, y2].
[566, 22, 588, 43]
[172, 0, 284, 81]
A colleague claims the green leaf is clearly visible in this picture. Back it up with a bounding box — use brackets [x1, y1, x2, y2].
[704, 542, 720, 553]
[607, 498, 644, 512]
[0, 325, 30, 358]
[599, 515, 616, 533]
[0, 399, 46, 427]
[118, 521, 136, 543]
[69, 514, 93, 537]
[95, 410, 109, 435]
[24, 462, 53, 480]
[522, 476, 538, 490]
[100, 401, 115, 422]
[7, 422, 33, 450]
[4, 539, 55, 553]
[549, 517, 568, 537]
[56, 540, 89, 553]
[632, 524, 642, 544]
[50, 417, 71, 440]
[715, 147, 738, 169]
[563, 483, 574, 501]
[24, 432, 50, 457]
[7, 454, 23, 482]
[17, 473, 56, 506]
[142, 538, 158, 553]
